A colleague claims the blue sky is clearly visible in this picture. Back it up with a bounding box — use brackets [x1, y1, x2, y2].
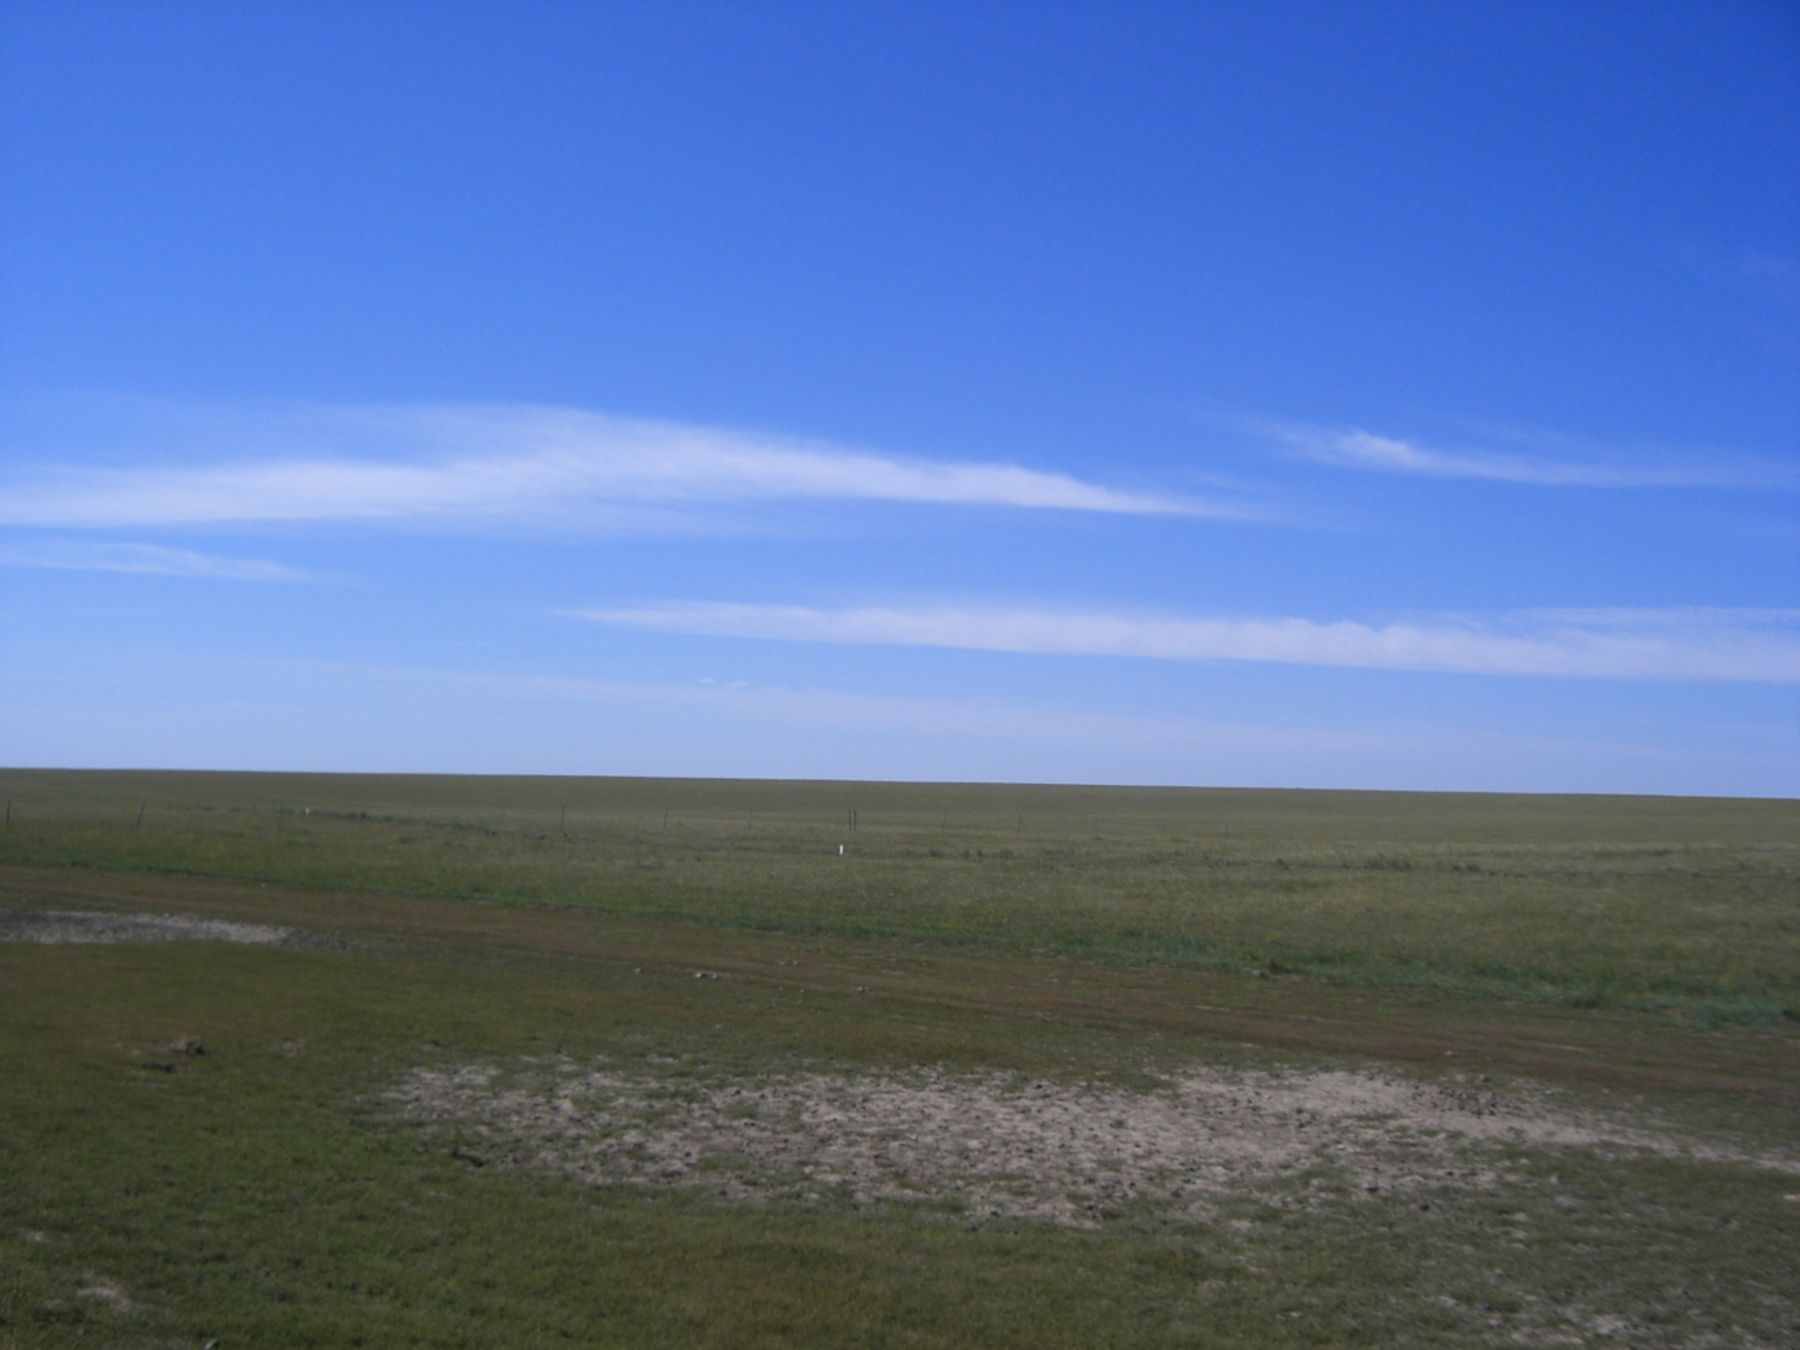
[2, 1, 1796, 794]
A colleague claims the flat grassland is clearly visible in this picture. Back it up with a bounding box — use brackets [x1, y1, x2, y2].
[2, 769, 1796, 1346]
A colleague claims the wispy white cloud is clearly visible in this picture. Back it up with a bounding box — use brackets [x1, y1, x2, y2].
[1272, 421, 1797, 489]
[0, 400, 1239, 528]
[0, 538, 310, 581]
[571, 600, 1800, 684]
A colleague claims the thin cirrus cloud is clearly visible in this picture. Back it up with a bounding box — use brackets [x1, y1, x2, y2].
[570, 600, 1800, 684]
[0, 400, 1233, 529]
[0, 538, 310, 582]
[1272, 421, 1798, 489]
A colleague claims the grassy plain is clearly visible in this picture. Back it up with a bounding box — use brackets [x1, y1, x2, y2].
[2, 768, 1797, 1346]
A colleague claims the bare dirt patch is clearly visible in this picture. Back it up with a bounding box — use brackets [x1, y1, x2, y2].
[391, 1058, 1800, 1228]
[0, 908, 292, 946]
[75, 1274, 133, 1313]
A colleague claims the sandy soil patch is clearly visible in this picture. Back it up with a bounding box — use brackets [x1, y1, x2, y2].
[0, 908, 292, 946]
[391, 1058, 1800, 1228]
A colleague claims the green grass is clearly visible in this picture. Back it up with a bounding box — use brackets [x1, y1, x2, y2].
[5, 901, 1797, 1348]
[3, 769, 1795, 1024]
[2, 769, 1797, 1346]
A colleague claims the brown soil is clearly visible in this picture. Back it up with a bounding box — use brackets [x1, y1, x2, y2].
[0, 908, 292, 946]
[391, 1057, 1800, 1228]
